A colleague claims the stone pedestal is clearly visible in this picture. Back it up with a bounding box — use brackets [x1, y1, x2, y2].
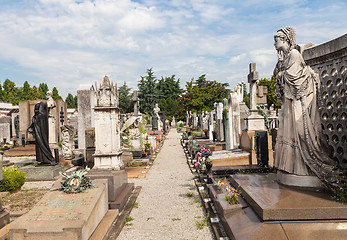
[18, 164, 63, 181]
[87, 169, 133, 210]
[277, 171, 324, 188]
[8, 179, 108, 240]
[246, 112, 265, 131]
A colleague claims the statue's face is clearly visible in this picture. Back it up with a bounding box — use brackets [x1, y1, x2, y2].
[274, 31, 289, 52]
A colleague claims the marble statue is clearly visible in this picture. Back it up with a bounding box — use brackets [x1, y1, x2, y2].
[46, 91, 57, 147]
[61, 124, 75, 160]
[27, 102, 56, 165]
[273, 27, 340, 182]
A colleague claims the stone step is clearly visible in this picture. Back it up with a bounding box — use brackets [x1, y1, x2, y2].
[109, 183, 134, 210]
[89, 209, 119, 240]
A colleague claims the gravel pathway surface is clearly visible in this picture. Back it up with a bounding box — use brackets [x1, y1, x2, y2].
[118, 130, 213, 240]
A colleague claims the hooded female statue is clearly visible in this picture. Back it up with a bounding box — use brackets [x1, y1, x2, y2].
[28, 101, 56, 165]
[273, 27, 340, 183]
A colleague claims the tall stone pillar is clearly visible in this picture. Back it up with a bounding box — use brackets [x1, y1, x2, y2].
[93, 76, 123, 169]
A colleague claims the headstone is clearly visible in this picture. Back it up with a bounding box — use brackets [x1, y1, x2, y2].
[60, 124, 75, 160]
[222, 99, 230, 149]
[208, 110, 214, 141]
[92, 76, 122, 170]
[185, 111, 190, 125]
[246, 63, 265, 130]
[0, 123, 10, 143]
[77, 84, 95, 150]
[133, 90, 138, 117]
[215, 103, 224, 141]
[10, 110, 19, 138]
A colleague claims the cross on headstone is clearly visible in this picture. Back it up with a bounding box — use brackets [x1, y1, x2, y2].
[248, 63, 259, 114]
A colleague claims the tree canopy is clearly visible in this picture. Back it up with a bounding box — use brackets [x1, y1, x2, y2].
[118, 82, 133, 113]
[180, 75, 230, 114]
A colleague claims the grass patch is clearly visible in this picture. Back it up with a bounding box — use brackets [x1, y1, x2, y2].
[185, 192, 193, 198]
[125, 216, 134, 223]
[171, 218, 181, 221]
[0, 188, 49, 212]
[195, 213, 209, 230]
[133, 201, 139, 208]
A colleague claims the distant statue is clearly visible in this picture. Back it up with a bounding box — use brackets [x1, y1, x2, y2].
[153, 104, 162, 131]
[153, 103, 160, 118]
[28, 102, 56, 165]
[46, 91, 56, 116]
[273, 27, 340, 182]
[60, 124, 75, 160]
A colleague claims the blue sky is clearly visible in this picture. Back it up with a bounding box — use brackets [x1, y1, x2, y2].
[0, 0, 346, 99]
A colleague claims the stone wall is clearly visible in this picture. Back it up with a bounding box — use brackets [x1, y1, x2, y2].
[303, 33, 347, 168]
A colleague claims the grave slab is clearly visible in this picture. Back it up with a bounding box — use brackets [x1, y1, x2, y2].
[210, 150, 250, 167]
[230, 174, 347, 221]
[18, 164, 64, 181]
[9, 179, 108, 240]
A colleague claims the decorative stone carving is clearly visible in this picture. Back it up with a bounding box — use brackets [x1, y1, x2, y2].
[93, 76, 123, 170]
[273, 27, 342, 183]
[46, 91, 57, 148]
[60, 124, 75, 160]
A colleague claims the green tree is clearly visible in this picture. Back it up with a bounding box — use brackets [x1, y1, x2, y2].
[156, 75, 184, 121]
[38, 83, 49, 99]
[138, 68, 158, 114]
[31, 85, 40, 100]
[257, 75, 280, 109]
[118, 82, 133, 113]
[0, 82, 4, 101]
[52, 87, 62, 100]
[21, 81, 32, 101]
[180, 75, 230, 114]
[65, 93, 77, 108]
[3, 79, 19, 104]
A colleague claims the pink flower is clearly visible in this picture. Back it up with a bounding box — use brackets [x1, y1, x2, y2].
[195, 162, 201, 167]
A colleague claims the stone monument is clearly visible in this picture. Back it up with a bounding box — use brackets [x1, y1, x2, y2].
[87, 76, 133, 210]
[215, 103, 224, 141]
[273, 27, 343, 186]
[60, 124, 75, 160]
[46, 91, 57, 150]
[246, 63, 265, 130]
[133, 90, 138, 117]
[92, 76, 122, 169]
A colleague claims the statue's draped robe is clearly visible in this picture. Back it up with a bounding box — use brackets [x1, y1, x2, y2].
[28, 102, 55, 165]
[274, 49, 339, 181]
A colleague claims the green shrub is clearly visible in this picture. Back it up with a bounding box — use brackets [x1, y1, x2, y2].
[0, 166, 25, 191]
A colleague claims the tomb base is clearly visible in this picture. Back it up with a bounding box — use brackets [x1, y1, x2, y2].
[18, 164, 64, 181]
[93, 152, 123, 170]
[214, 174, 347, 239]
[8, 179, 108, 240]
[87, 169, 134, 210]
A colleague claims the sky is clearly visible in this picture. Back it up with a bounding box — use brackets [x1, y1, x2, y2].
[0, 0, 346, 99]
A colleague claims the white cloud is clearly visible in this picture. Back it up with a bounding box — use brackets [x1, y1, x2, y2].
[0, 0, 346, 99]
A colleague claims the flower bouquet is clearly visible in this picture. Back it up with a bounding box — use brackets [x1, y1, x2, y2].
[196, 148, 213, 173]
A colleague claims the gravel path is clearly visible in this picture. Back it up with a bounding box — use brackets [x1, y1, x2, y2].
[118, 130, 213, 240]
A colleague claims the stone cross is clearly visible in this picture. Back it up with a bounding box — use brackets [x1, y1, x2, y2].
[133, 90, 138, 117]
[248, 63, 259, 115]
